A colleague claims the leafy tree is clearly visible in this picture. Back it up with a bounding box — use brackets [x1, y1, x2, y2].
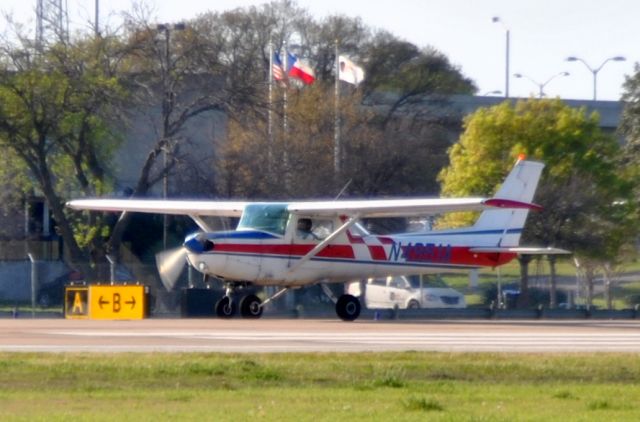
[212, 2, 475, 200]
[621, 63, 640, 161]
[439, 98, 636, 308]
[361, 33, 476, 124]
[0, 33, 127, 269]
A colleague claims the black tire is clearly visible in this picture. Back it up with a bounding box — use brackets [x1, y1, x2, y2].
[240, 294, 263, 319]
[336, 294, 361, 321]
[215, 296, 236, 318]
[408, 300, 420, 310]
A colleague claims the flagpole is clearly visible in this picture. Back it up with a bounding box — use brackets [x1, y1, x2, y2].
[268, 40, 274, 173]
[282, 41, 290, 192]
[334, 39, 341, 180]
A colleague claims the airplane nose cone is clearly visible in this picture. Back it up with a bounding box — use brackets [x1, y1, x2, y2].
[184, 232, 214, 253]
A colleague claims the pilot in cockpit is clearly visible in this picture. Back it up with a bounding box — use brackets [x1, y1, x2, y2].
[296, 218, 318, 240]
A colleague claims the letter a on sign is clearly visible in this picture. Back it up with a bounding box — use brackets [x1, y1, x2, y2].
[65, 286, 89, 319]
[72, 292, 84, 314]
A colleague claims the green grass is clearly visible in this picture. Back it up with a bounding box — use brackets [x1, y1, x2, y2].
[1, 352, 640, 420]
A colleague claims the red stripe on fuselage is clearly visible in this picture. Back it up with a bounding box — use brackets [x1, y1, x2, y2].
[368, 245, 387, 261]
[450, 248, 516, 267]
[212, 243, 355, 259]
[211, 242, 515, 268]
[346, 231, 387, 261]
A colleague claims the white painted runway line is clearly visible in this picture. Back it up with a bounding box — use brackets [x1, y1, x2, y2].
[1, 325, 640, 352]
[2, 320, 640, 353]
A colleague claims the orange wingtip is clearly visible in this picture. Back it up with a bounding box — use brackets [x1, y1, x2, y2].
[517, 153, 527, 161]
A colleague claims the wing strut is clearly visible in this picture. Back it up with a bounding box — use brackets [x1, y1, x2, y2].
[287, 214, 361, 275]
[189, 214, 213, 232]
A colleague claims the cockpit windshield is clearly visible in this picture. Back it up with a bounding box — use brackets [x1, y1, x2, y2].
[237, 203, 290, 235]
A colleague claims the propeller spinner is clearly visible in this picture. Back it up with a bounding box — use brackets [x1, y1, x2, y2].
[155, 247, 188, 291]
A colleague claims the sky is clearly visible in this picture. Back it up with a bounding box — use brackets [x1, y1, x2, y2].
[2, 0, 637, 101]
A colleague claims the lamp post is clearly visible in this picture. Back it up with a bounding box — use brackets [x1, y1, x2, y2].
[565, 56, 626, 100]
[492, 16, 510, 98]
[156, 23, 186, 250]
[513, 71, 569, 98]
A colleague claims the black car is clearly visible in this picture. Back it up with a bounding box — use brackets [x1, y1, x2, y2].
[37, 271, 85, 308]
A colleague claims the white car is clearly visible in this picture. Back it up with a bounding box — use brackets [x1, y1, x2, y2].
[347, 275, 466, 310]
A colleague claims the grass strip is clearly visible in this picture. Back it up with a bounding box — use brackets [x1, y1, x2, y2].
[1, 352, 640, 420]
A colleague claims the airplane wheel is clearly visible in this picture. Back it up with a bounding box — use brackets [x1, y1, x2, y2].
[216, 296, 236, 318]
[336, 294, 361, 321]
[240, 294, 263, 319]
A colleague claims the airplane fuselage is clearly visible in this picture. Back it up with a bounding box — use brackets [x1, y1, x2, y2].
[183, 222, 517, 286]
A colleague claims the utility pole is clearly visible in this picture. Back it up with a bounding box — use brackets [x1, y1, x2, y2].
[156, 23, 186, 249]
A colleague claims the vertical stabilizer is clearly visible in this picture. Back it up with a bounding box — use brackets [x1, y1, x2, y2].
[474, 159, 544, 247]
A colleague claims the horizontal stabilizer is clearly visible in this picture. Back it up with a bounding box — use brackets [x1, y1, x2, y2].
[470, 247, 571, 255]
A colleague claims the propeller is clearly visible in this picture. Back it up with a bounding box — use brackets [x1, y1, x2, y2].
[155, 246, 188, 291]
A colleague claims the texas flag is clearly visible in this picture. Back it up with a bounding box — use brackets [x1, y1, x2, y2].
[287, 52, 316, 85]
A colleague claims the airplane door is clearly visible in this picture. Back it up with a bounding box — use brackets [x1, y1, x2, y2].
[288, 217, 335, 274]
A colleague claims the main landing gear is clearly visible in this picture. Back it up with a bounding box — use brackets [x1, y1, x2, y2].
[215, 282, 362, 321]
[320, 283, 361, 321]
[335, 294, 361, 321]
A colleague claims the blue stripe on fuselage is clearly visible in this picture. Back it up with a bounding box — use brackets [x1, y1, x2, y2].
[398, 228, 522, 237]
[190, 230, 280, 240]
[195, 250, 481, 271]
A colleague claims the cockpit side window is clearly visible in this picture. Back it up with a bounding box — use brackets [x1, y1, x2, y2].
[296, 217, 334, 241]
[237, 204, 290, 235]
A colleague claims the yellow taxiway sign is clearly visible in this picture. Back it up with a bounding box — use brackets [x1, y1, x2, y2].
[65, 285, 147, 320]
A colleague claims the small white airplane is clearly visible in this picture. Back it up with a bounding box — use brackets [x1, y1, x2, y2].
[67, 158, 564, 321]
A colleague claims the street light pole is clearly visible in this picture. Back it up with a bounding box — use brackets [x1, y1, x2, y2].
[156, 23, 186, 250]
[492, 16, 510, 98]
[513, 71, 570, 98]
[565, 56, 626, 100]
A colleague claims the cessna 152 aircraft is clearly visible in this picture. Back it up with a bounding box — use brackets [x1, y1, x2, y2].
[67, 158, 560, 321]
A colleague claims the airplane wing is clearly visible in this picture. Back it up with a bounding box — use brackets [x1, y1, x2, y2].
[287, 197, 540, 218]
[66, 198, 248, 217]
[67, 197, 539, 219]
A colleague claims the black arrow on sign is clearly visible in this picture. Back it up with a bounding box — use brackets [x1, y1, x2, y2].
[98, 296, 110, 309]
[125, 296, 136, 309]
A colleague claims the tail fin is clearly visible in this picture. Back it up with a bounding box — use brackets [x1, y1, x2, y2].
[474, 159, 545, 247]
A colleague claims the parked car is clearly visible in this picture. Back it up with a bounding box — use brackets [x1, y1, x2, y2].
[37, 266, 135, 308]
[347, 275, 466, 310]
[37, 270, 85, 308]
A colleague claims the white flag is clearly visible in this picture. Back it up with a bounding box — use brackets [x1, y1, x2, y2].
[338, 55, 365, 85]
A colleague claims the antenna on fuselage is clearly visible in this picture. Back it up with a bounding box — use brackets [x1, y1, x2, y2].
[334, 179, 353, 200]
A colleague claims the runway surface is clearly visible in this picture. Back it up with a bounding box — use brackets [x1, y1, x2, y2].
[2, 319, 640, 353]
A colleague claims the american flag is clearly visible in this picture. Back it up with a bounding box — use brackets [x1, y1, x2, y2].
[273, 53, 286, 82]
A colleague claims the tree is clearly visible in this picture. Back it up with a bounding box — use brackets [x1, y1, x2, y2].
[438, 98, 635, 308]
[621, 63, 640, 162]
[212, 2, 476, 200]
[361, 33, 476, 125]
[0, 32, 127, 270]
